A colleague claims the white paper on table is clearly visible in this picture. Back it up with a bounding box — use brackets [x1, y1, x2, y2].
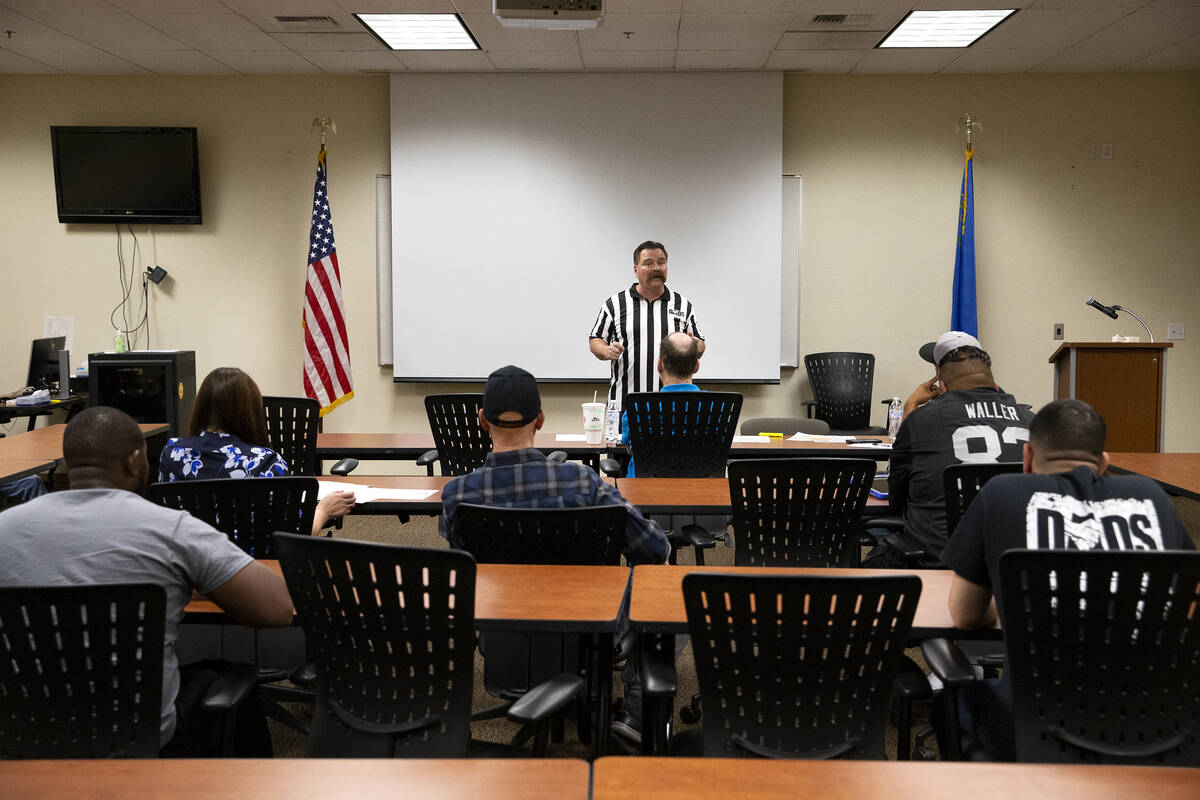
[555, 434, 588, 442]
[787, 432, 856, 443]
[355, 488, 437, 502]
[732, 435, 772, 443]
[317, 481, 363, 499]
[848, 443, 892, 449]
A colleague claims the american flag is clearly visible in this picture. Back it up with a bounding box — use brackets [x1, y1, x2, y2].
[303, 147, 353, 414]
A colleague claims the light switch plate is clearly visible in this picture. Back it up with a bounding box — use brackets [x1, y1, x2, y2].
[1053, 323, 1064, 340]
[1167, 322, 1185, 340]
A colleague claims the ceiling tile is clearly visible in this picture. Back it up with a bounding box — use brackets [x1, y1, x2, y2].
[24, 47, 151, 74]
[976, 8, 1132, 49]
[449, 0, 495, 12]
[136, 13, 286, 51]
[1037, 6, 1200, 67]
[0, 9, 98, 51]
[678, 13, 792, 50]
[684, 0, 801, 12]
[778, 31, 884, 49]
[582, 49, 677, 68]
[110, 49, 238, 75]
[764, 48, 863, 72]
[939, 45, 1062, 71]
[852, 47, 962, 73]
[460, 13, 580, 51]
[488, 49, 585, 69]
[1122, 31, 1200, 68]
[578, 13, 680, 51]
[212, 0, 345, 12]
[16, 11, 189, 51]
[269, 32, 383, 51]
[206, 49, 321, 74]
[1028, 0, 1143, 8]
[1, 0, 117, 11]
[607, 0, 683, 10]
[0, 47, 65, 73]
[676, 49, 770, 68]
[344, 0, 458, 11]
[108, 0, 228, 11]
[395, 48, 495, 68]
[301, 50, 408, 72]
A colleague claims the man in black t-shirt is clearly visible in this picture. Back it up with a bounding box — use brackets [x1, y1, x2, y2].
[940, 399, 1194, 760]
[883, 331, 1033, 565]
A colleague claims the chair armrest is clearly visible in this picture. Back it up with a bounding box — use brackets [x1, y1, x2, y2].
[328, 457, 358, 476]
[869, 514, 905, 531]
[600, 457, 623, 477]
[614, 630, 637, 665]
[415, 449, 439, 467]
[642, 653, 678, 698]
[801, 399, 817, 419]
[290, 661, 318, 688]
[669, 524, 718, 551]
[921, 638, 979, 688]
[892, 655, 934, 702]
[200, 662, 259, 713]
[546, 450, 568, 463]
[884, 532, 926, 560]
[506, 672, 584, 725]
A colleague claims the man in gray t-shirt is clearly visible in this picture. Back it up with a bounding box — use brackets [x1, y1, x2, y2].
[0, 407, 293, 750]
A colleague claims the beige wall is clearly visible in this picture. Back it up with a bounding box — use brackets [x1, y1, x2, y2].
[786, 72, 1200, 451]
[3, 72, 1197, 457]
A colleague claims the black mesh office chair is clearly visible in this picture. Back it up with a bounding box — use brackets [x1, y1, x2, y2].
[262, 396, 321, 476]
[148, 476, 319, 557]
[671, 572, 921, 759]
[926, 549, 1200, 765]
[273, 533, 582, 757]
[417, 394, 491, 476]
[803, 352, 886, 435]
[0, 583, 257, 759]
[452, 504, 627, 748]
[727, 457, 876, 567]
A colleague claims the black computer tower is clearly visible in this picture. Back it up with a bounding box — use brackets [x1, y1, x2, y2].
[88, 350, 196, 437]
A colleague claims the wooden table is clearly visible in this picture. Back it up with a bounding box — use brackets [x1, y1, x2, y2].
[315, 432, 608, 470]
[0, 457, 57, 483]
[0, 758, 591, 800]
[1108, 452, 1200, 501]
[0, 422, 168, 463]
[0, 395, 86, 432]
[616, 477, 887, 514]
[318, 475, 450, 514]
[592, 757, 1200, 799]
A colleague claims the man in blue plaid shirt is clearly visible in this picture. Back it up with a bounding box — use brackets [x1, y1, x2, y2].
[438, 364, 669, 747]
[438, 365, 669, 566]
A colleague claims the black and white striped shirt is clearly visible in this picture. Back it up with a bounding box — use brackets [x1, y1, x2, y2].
[589, 284, 703, 402]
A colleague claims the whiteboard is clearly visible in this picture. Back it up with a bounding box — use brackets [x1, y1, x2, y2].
[389, 73, 782, 382]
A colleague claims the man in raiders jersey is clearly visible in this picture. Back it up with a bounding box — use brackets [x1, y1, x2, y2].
[883, 331, 1033, 565]
[589, 240, 705, 403]
[939, 399, 1193, 760]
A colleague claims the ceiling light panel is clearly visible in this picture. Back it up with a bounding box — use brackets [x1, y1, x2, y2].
[878, 10, 1017, 48]
[355, 14, 479, 50]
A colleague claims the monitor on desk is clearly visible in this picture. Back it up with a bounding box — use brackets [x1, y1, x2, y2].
[26, 337, 66, 391]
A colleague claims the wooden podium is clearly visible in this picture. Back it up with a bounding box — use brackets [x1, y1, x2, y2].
[1049, 342, 1172, 452]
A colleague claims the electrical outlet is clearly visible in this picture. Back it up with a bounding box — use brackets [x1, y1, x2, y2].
[1167, 322, 1185, 340]
[1053, 323, 1065, 340]
[1101, 143, 1113, 160]
[1084, 144, 1096, 160]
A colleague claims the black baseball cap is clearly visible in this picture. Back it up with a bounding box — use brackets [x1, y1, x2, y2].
[482, 365, 541, 428]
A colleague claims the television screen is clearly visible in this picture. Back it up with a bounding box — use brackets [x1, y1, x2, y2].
[50, 126, 202, 225]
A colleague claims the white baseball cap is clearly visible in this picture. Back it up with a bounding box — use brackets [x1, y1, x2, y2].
[919, 331, 983, 365]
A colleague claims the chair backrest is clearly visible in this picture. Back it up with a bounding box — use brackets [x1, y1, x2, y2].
[739, 417, 830, 437]
[263, 396, 321, 475]
[273, 533, 477, 758]
[803, 352, 875, 431]
[683, 572, 920, 760]
[0, 583, 166, 759]
[425, 394, 491, 476]
[728, 458, 876, 567]
[148, 476, 318, 557]
[1000, 549, 1200, 766]
[452, 504, 626, 566]
[942, 461, 1022, 535]
[623, 391, 742, 478]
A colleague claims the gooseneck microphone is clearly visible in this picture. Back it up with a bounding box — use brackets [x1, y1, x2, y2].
[1084, 296, 1155, 342]
[1084, 296, 1119, 320]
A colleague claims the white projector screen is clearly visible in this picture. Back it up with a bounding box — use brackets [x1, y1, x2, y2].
[389, 73, 782, 383]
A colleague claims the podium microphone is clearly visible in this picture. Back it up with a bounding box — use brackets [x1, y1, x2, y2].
[1084, 296, 1119, 319]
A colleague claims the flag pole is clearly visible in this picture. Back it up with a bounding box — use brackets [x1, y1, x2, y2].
[956, 112, 978, 153]
[311, 115, 337, 147]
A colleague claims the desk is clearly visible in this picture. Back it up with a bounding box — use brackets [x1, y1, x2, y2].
[616, 477, 887, 515]
[0, 458, 57, 483]
[0, 758, 591, 800]
[592, 757, 1200, 800]
[318, 475, 449, 514]
[0, 422, 167, 464]
[315, 432, 607, 470]
[727, 436, 892, 458]
[0, 395, 86, 433]
[1108, 452, 1200, 501]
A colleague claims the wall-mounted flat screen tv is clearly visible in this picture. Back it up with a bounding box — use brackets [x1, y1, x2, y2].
[51, 126, 202, 225]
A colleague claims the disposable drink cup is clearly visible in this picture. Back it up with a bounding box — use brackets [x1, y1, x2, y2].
[582, 402, 605, 444]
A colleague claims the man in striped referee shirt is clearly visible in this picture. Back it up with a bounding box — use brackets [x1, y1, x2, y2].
[589, 240, 705, 403]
